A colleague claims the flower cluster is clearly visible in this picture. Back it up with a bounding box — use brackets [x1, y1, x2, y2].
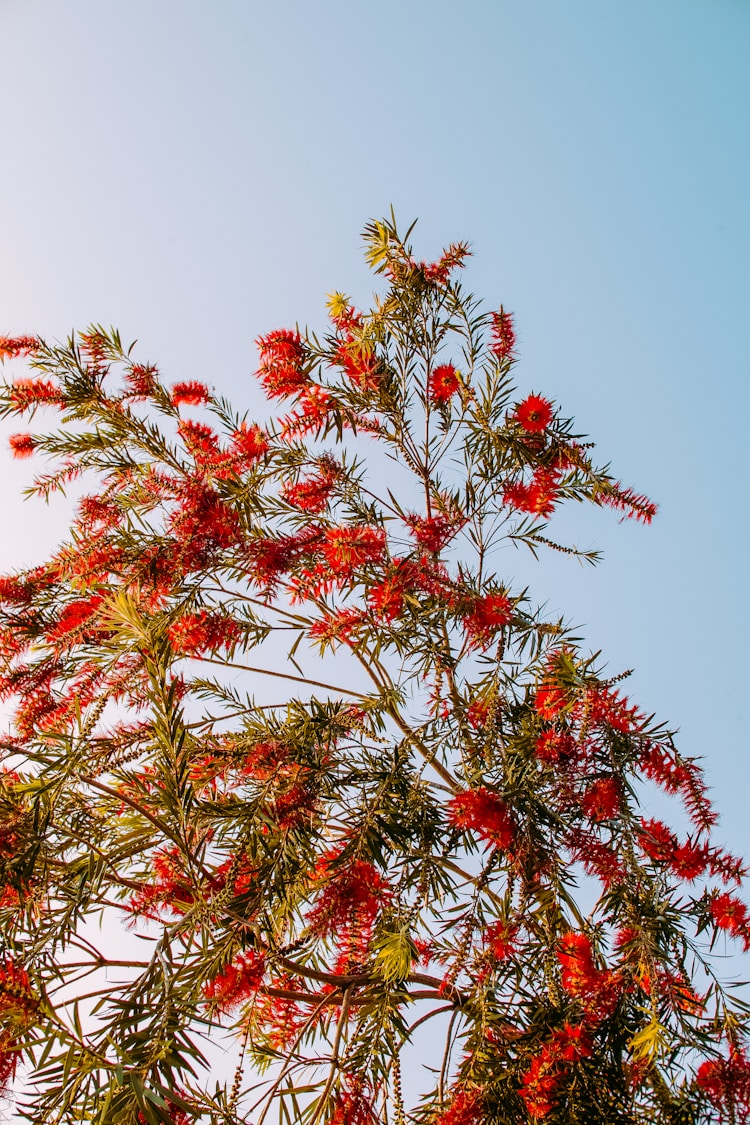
[557, 932, 622, 1022]
[447, 787, 516, 851]
[519, 1023, 592, 1119]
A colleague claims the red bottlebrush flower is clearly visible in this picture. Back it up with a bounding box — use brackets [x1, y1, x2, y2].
[515, 394, 553, 433]
[9, 432, 36, 459]
[519, 1023, 592, 1120]
[710, 892, 750, 944]
[485, 919, 520, 961]
[124, 363, 158, 399]
[309, 607, 365, 645]
[461, 592, 512, 647]
[77, 494, 122, 531]
[580, 776, 621, 822]
[638, 818, 679, 864]
[504, 468, 560, 518]
[308, 852, 391, 971]
[535, 729, 575, 764]
[334, 340, 382, 391]
[279, 384, 334, 440]
[427, 364, 461, 403]
[46, 593, 105, 643]
[595, 481, 657, 525]
[322, 525, 386, 573]
[230, 422, 270, 466]
[282, 458, 340, 513]
[669, 839, 710, 882]
[489, 308, 515, 361]
[367, 572, 406, 622]
[638, 743, 717, 832]
[178, 418, 222, 460]
[245, 524, 323, 589]
[519, 1052, 561, 1120]
[79, 330, 108, 367]
[170, 379, 211, 407]
[557, 932, 622, 1021]
[168, 482, 241, 564]
[0, 335, 39, 361]
[406, 511, 465, 553]
[8, 378, 64, 411]
[203, 949, 266, 1012]
[168, 610, 240, 656]
[0, 575, 34, 605]
[330, 1075, 378, 1125]
[256, 328, 309, 399]
[252, 972, 305, 1051]
[586, 685, 641, 733]
[567, 830, 626, 889]
[535, 685, 569, 721]
[696, 1049, 750, 1123]
[128, 846, 195, 919]
[434, 1087, 483, 1125]
[467, 698, 492, 729]
[448, 787, 516, 850]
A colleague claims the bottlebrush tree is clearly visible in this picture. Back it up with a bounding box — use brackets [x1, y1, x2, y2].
[0, 214, 748, 1125]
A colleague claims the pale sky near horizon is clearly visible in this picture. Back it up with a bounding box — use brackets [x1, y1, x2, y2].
[1, 0, 749, 972]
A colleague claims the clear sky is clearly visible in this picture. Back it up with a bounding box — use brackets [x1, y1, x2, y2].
[1, 0, 748, 930]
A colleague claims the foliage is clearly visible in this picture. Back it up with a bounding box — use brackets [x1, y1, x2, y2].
[0, 215, 748, 1124]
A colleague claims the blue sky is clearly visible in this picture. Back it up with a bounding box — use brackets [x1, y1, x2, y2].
[1, 0, 748, 881]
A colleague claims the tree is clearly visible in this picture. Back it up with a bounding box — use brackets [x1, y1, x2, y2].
[0, 214, 748, 1125]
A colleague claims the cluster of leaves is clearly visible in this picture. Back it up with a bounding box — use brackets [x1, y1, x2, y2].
[0, 215, 748, 1124]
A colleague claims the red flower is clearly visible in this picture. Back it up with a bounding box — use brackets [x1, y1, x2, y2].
[595, 481, 657, 525]
[46, 594, 105, 644]
[447, 787, 516, 850]
[279, 384, 334, 440]
[433, 1087, 483, 1125]
[125, 363, 158, 399]
[696, 1049, 750, 1122]
[485, 919, 519, 960]
[489, 308, 516, 362]
[0, 335, 39, 361]
[580, 777, 621, 822]
[282, 458, 340, 513]
[9, 433, 36, 459]
[427, 364, 461, 403]
[203, 950, 266, 1012]
[461, 592, 512, 647]
[178, 419, 222, 464]
[256, 329, 309, 399]
[535, 729, 574, 764]
[168, 611, 240, 656]
[585, 685, 641, 733]
[170, 380, 211, 406]
[308, 851, 391, 971]
[230, 422, 270, 466]
[503, 468, 560, 518]
[710, 892, 750, 946]
[406, 512, 465, 553]
[334, 340, 382, 391]
[322, 525, 386, 573]
[519, 1023, 592, 1119]
[309, 608, 365, 645]
[535, 685, 568, 721]
[557, 932, 622, 1021]
[8, 378, 64, 411]
[638, 818, 678, 864]
[515, 394, 553, 433]
[330, 1075, 378, 1125]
